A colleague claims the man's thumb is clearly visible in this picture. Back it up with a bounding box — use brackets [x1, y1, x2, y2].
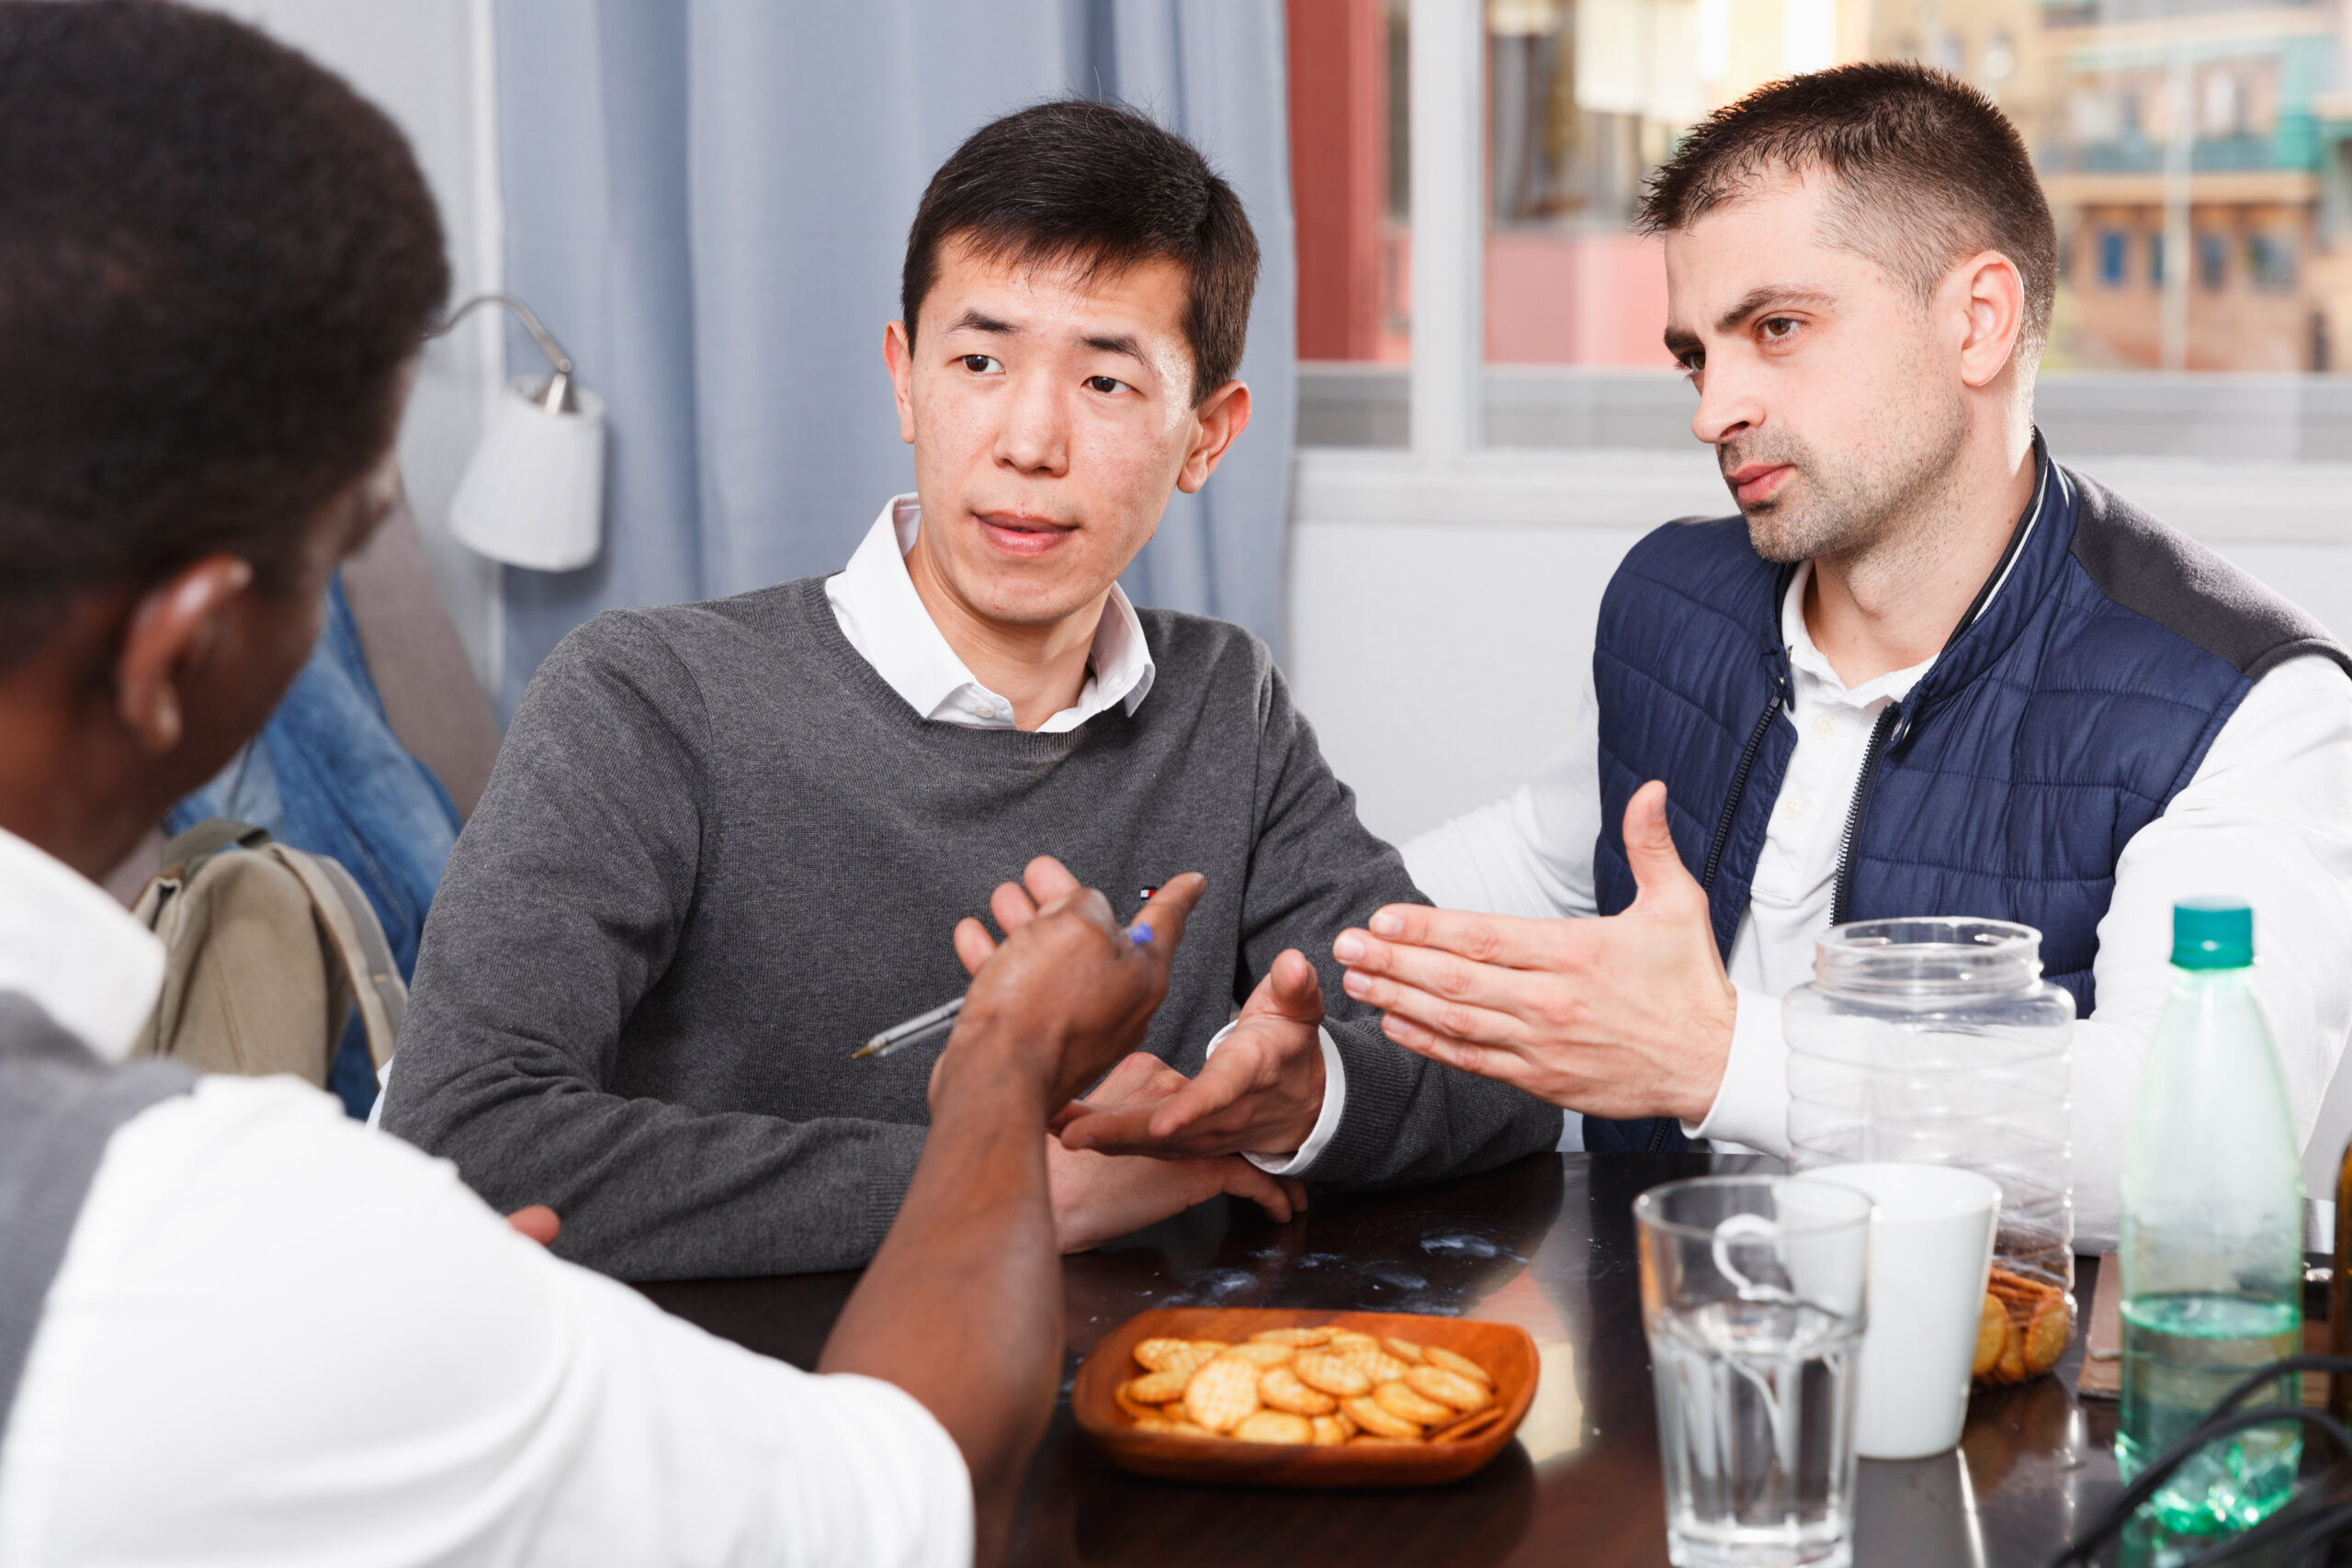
[1624, 781, 1700, 905]
[1252, 948, 1327, 1023]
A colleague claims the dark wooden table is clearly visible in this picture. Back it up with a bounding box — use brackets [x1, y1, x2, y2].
[643, 1153, 2118, 1566]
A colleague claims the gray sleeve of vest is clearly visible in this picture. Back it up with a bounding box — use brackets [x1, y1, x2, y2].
[1238, 663, 1565, 1190]
[379, 615, 925, 1280]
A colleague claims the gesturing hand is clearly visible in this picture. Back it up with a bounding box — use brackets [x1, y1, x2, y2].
[1054, 948, 1327, 1161]
[1044, 1056, 1307, 1249]
[1330, 781, 1736, 1122]
[936, 867, 1205, 1113]
[948, 854, 1085, 974]
[953, 856, 1329, 1161]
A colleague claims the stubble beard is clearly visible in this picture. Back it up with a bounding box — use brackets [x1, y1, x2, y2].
[1721, 391, 1970, 574]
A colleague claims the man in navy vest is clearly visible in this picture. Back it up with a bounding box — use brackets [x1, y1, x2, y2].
[1328, 62, 2352, 1247]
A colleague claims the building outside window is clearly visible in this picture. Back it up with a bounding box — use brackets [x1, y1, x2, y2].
[2100, 229, 2130, 286]
[1291, 0, 2352, 440]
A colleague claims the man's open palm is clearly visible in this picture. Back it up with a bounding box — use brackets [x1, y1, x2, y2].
[954, 855, 1330, 1162]
[1056, 948, 1327, 1160]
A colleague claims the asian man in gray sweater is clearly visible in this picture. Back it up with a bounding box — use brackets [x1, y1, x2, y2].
[380, 100, 1561, 1280]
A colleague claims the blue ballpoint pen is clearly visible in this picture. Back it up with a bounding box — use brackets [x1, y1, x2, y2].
[851, 891, 1160, 1060]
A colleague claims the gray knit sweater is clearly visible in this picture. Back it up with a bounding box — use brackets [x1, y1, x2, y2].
[382, 578, 1560, 1279]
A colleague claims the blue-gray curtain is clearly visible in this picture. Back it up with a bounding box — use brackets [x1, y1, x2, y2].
[492, 0, 1297, 716]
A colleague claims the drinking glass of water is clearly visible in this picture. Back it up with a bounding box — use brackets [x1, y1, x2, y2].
[1634, 1175, 1876, 1568]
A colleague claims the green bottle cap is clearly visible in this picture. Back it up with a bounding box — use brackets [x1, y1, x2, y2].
[2172, 899, 2254, 969]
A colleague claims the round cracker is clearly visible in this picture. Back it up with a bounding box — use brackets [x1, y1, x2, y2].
[2024, 1295, 2070, 1376]
[1250, 1326, 1335, 1347]
[1227, 1340, 1296, 1368]
[1972, 1294, 2007, 1380]
[1293, 1349, 1374, 1398]
[1310, 1414, 1351, 1446]
[1374, 1379, 1455, 1426]
[1182, 1354, 1264, 1433]
[1431, 1405, 1509, 1445]
[1344, 1348, 1415, 1385]
[1383, 1337, 1427, 1363]
[1423, 1346, 1493, 1385]
[1233, 1409, 1316, 1445]
[1132, 1337, 1197, 1373]
[1260, 1364, 1339, 1416]
[1343, 1393, 1423, 1438]
[1125, 1369, 1191, 1405]
[1405, 1364, 1492, 1412]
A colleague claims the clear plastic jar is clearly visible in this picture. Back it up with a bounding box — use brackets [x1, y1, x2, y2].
[1785, 919, 2077, 1307]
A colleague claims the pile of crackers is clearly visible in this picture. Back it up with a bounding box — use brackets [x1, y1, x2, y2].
[1114, 1325, 1505, 1447]
[1973, 1263, 2071, 1384]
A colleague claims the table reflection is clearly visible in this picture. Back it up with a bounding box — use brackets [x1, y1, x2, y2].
[643, 1153, 2123, 1568]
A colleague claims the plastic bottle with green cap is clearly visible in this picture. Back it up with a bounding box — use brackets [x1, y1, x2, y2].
[2117, 899, 2304, 1538]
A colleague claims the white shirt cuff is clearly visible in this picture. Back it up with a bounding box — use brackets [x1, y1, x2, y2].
[1202, 1021, 1347, 1177]
[1681, 984, 1792, 1157]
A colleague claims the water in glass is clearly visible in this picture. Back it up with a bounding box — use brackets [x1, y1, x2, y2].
[1636, 1176, 1873, 1568]
[1652, 1298, 1861, 1568]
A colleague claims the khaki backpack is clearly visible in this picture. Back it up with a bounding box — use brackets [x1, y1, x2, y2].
[129, 818, 405, 1086]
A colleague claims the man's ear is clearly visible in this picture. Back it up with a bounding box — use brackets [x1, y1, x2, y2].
[884, 320, 918, 446]
[115, 556, 254, 755]
[1953, 250, 2026, 390]
[1175, 379, 1252, 495]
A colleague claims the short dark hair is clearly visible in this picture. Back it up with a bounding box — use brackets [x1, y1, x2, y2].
[899, 99, 1259, 404]
[0, 0, 449, 664]
[1638, 62, 2055, 359]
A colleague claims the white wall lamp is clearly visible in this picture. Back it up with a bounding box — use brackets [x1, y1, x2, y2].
[429, 293, 605, 572]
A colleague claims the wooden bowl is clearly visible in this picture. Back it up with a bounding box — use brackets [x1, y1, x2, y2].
[1072, 1306, 1539, 1489]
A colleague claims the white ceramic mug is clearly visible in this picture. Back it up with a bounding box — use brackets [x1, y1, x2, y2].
[1804, 1162, 2002, 1460]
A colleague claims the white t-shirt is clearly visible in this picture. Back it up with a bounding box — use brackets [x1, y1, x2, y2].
[0, 826, 971, 1567]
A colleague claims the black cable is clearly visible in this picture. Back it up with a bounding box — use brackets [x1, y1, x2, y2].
[2204, 1355, 2352, 1423]
[2278, 1498, 2352, 1568]
[2167, 1489, 2352, 1568]
[2045, 1359, 2352, 1568]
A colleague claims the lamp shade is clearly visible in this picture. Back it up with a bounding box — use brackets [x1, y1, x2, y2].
[448, 377, 605, 571]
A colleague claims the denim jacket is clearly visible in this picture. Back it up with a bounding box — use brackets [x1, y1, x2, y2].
[170, 573, 460, 1115]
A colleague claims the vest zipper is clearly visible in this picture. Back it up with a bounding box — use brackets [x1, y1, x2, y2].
[1829, 702, 1902, 927]
[1701, 694, 1784, 892]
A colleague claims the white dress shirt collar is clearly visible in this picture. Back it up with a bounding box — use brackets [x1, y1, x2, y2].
[0, 823, 164, 1064]
[826, 494, 1156, 733]
[1779, 561, 1936, 712]
[1779, 453, 2057, 713]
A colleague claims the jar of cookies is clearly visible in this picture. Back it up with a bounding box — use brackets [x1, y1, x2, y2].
[1784, 918, 2076, 1381]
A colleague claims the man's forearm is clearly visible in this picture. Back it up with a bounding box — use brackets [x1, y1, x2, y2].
[820, 1066, 1062, 1564]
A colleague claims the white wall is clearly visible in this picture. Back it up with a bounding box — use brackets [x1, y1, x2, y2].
[1288, 518, 1637, 842]
[189, 0, 503, 697]
[1288, 448, 2352, 848]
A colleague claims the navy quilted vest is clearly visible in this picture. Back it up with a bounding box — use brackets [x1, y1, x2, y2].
[1585, 453, 2350, 1153]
